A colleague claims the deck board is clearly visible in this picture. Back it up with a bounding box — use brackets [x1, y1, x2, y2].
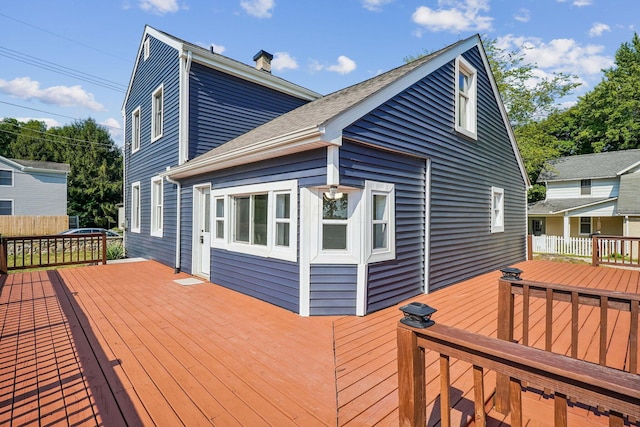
[0, 259, 638, 426]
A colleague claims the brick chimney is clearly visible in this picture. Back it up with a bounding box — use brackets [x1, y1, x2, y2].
[253, 50, 273, 73]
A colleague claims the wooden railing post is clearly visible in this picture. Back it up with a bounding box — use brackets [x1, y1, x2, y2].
[101, 231, 107, 265]
[495, 277, 515, 414]
[0, 237, 7, 274]
[526, 234, 533, 261]
[397, 325, 426, 427]
[592, 236, 599, 267]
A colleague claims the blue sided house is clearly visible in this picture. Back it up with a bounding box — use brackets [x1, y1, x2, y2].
[122, 26, 529, 316]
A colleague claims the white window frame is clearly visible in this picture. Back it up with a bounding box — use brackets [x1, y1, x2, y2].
[455, 55, 478, 140]
[131, 107, 141, 153]
[491, 186, 504, 233]
[151, 84, 164, 142]
[365, 181, 396, 263]
[143, 37, 150, 60]
[0, 199, 13, 215]
[150, 176, 163, 237]
[0, 169, 13, 187]
[579, 217, 592, 235]
[580, 179, 592, 196]
[213, 196, 225, 242]
[211, 180, 297, 262]
[131, 181, 141, 233]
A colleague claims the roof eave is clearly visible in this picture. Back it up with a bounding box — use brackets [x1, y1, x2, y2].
[552, 197, 618, 214]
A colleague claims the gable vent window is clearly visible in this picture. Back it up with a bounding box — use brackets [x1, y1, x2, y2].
[581, 179, 591, 195]
[455, 55, 478, 140]
[143, 38, 150, 60]
[491, 186, 504, 233]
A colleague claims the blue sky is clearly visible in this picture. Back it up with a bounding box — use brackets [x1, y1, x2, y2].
[0, 0, 637, 146]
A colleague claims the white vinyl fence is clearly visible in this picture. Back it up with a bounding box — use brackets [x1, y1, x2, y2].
[532, 235, 627, 258]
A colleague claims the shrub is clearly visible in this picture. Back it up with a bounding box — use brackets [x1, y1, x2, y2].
[106, 242, 125, 260]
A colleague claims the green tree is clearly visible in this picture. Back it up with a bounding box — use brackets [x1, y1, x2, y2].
[0, 118, 21, 157]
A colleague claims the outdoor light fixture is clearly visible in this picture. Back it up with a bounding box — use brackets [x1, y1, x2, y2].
[500, 267, 523, 281]
[399, 302, 437, 328]
[324, 185, 343, 200]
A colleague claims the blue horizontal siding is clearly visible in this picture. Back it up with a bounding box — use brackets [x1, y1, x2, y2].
[343, 46, 526, 297]
[188, 62, 309, 158]
[310, 265, 357, 316]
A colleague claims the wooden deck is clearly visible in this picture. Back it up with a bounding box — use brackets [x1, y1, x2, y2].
[1, 259, 638, 426]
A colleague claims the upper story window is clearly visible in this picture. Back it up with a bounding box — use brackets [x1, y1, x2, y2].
[131, 107, 141, 153]
[212, 180, 297, 262]
[0, 200, 12, 215]
[143, 37, 150, 60]
[491, 186, 504, 233]
[150, 177, 163, 237]
[580, 179, 591, 195]
[131, 182, 141, 233]
[0, 170, 13, 186]
[151, 84, 164, 142]
[455, 55, 478, 140]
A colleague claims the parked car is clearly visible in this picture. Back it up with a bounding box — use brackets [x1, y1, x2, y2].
[58, 228, 121, 237]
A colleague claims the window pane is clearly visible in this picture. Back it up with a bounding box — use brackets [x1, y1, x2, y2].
[373, 194, 386, 220]
[323, 224, 347, 250]
[373, 224, 387, 249]
[323, 194, 348, 220]
[235, 197, 250, 242]
[0, 200, 11, 215]
[215, 198, 224, 217]
[276, 193, 290, 219]
[458, 95, 467, 127]
[253, 194, 268, 246]
[459, 73, 468, 93]
[0, 170, 11, 186]
[276, 223, 290, 247]
[580, 217, 591, 234]
[216, 220, 224, 239]
[203, 192, 210, 233]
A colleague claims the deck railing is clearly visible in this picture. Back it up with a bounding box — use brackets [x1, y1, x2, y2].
[397, 321, 640, 427]
[0, 233, 108, 273]
[495, 274, 640, 415]
[592, 235, 640, 268]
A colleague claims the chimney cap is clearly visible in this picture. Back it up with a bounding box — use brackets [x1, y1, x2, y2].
[252, 50, 273, 62]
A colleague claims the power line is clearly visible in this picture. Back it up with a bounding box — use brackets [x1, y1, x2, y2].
[0, 46, 127, 92]
[0, 100, 122, 132]
[0, 124, 120, 150]
[0, 12, 131, 63]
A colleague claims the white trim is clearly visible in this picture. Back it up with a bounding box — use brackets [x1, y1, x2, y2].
[424, 159, 431, 294]
[143, 37, 150, 60]
[356, 263, 367, 316]
[365, 181, 396, 263]
[192, 184, 212, 279]
[299, 188, 312, 316]
[211, 180, 298, 262]
[491, 186, 505, 233]
[131, 181, 141, 233]
[0, 199, 14, 215]
[151, 84, 164, 142]
[150, 176, 163, 237]
[179, 51, 192, 164]
[0, 169, 14, 187]
[617, 160, 640, 176]
[455, 55, 478, 140]
[131, 106, 141, 153]
[327, 146, 340, 186]
[579, 216, 592, 235]
[212, 195, 226, 246]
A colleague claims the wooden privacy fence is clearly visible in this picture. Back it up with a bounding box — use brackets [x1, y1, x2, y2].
[0, 233, 107, 273]
[0, 215, 69, 237]
[397, 321, 640, 427]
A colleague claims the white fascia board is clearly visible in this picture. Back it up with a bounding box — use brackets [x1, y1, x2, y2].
[164, 126, 333, 179]
[189, 52, 321, 101]
[321, 36, 484, 143]
[617, 160, 640, 175]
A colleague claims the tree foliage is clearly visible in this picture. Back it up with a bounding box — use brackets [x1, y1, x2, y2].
[0, 117, 122, 228]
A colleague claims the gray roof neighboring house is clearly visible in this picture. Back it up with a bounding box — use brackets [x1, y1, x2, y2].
[528, 197, 617, 215]
[617, 173, 640, 215]
[538, 149, 640, 182]
[5, 157, 70, 173]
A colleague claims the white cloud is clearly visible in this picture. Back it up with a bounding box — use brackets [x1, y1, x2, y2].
[497, 35, 613, 78]
[102, 117, 124, 146]
[412, 0, 493, 33]
[138, 0, 180, 14]
[272, 52, 298, 71]
[514, 8, 530, 23]
[327, 56, 357, 74]
[0, 77, 104, 111]
[240, 0, 275, 18]
[16, 117, 60, 128]
[362, 0, 395, 12]
[573, 0, 592, 6]
[210, 43, 226, 54]
[589, 22, 611, 37]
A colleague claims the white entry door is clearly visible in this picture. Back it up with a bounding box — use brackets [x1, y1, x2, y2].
[194, 185, 211, 278]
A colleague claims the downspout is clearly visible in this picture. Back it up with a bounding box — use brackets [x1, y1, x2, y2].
[166, 175, 181, 274]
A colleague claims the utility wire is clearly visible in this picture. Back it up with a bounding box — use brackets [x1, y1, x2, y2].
[0, 126, 119, 150]
[0, 100, 122, 132]
[0, 46, 127, 92]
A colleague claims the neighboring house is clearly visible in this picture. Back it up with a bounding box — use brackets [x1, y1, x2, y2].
[0, 156, 70, 216]
[122, 26, 528, 316]
[528, 149, 640, 239]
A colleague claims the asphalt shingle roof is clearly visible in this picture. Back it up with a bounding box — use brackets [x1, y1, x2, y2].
[527, 197, 616, 215]
[10, 158, 71, 172]
[618, 173, 640, 215]
[537, 149, 640, 182]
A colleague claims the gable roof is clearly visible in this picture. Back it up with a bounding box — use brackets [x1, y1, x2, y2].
[538, 149, 640, 182]
[617, 173, 640, 215]
[1, 156, 70, 174]
[165, 34, 529, 186]
[528, 197, 617, 215]
[122, 26, 320, 114]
